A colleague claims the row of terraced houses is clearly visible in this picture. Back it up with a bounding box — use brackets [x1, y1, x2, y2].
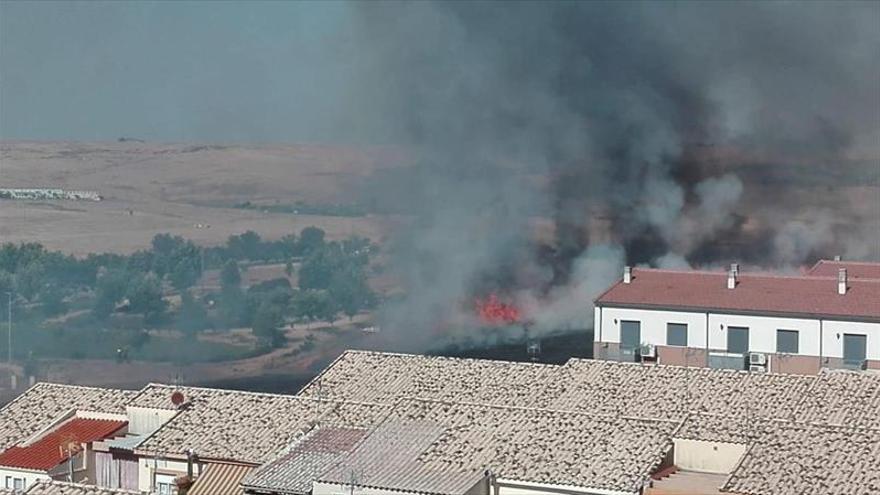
[0, 259, 877, 495]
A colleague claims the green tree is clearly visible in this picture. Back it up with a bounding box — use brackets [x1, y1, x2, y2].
[175, 290, 209, 335]
[328, 268, 374, 320]
[0, 270, 13, 313]
[298, 249, 335, 290]
[298, 227, 325, 255]
[93, 269, 128, 319]
[220, 260, 242, 289]
[218, 261, 245, 328]
[126, 273, 167, 323]
[151, 233, 184, 257]
[251, 302, 285, 348]
[226, 231, 262, 260]
[291, 289, 338, 326]
[170, 257, 199, 291]
[40, 283, 67, 317]
[17, 261, 46, 301]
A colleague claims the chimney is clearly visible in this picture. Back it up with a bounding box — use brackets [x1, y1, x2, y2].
[623, 266, 632, 284]
[838, 268, 847, 295]
[727, 266, 737, 289]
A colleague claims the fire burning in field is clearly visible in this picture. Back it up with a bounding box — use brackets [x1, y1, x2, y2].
[475, 294, 521, 325]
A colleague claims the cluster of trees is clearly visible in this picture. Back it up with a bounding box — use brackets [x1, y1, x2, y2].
[201, 226, 327, 267]
[205, 234, 377, 348]
[0, 226, 377, 353]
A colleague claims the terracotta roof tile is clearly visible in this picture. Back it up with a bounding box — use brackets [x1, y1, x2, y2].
[0, 418, 126, 470]
[0, 383, 135, 451]
[594, 268, 880, 320]
[807, 259, 880, 280]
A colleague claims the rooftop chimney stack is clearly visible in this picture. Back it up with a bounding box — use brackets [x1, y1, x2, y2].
[838, 268, 847, 295]
[623, 266, 632, 284]
[727, 266, 737, 289]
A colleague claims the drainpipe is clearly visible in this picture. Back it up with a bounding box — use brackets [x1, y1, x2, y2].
[705, 312, 710, 367]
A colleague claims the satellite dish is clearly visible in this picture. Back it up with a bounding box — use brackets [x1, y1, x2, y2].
[171, 391, 186, 406]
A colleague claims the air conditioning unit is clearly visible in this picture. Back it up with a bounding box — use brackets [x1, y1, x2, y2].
[749, 352, 768, 366]
[749, 365, 767, 373]
[640, 344, 656, 359]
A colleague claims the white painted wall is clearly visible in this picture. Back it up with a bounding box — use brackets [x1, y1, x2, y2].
[127, 407, 177, 435]
[673, 439, 746, 474]
[596, 305, 879, 360]
[822, 320, 880, 359]
[0, 467, 50, 492]
[706, 314, 820, 355]
[137, 456, 193, 493]
[597, 307, 708, 348]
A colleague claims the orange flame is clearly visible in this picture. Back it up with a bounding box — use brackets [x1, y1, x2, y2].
[475, 294, 521, 325]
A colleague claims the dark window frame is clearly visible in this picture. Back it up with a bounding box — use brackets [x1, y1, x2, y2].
[776, 329, 799, 354]
[666, 323, 688, 347]
[620, 320, 641, 350]
[727, 326, 749, 354]
[843, 333, 867, 366]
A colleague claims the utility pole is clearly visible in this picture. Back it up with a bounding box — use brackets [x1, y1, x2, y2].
[5, 291, 11, 364]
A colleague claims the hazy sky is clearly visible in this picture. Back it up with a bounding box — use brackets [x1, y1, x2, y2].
[0, 1, 358, 142]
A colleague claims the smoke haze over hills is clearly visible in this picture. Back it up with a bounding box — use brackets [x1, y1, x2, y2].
[2, 1, 878, 349]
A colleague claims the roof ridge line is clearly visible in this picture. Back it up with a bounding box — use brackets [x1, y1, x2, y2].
[392, 395, 680, 424]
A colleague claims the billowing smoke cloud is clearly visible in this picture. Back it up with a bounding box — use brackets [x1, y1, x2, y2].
[342, 2, 879, 347]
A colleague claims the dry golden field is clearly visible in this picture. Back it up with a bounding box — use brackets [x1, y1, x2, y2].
[0, 141, 405, 254]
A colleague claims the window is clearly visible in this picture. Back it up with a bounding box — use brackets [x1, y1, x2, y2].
[777, 329, 799, 353]
[727, 326, 749, 354]
[620, 320, 641, 350]
[155, 474, 178, 495]
[4, 477, 10, 489]
[13, 479, 24, 491]
[843, 334, 867, 367]
[667, 323, 688, 347]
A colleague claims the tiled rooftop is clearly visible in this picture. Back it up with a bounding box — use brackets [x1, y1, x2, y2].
[594, 267, 880, 320]
[0, 383, 136, 451]
[322, 399, 679, 494]
[722, 423, 880, 495]
[0, 417, 127, 470]
[807, 259, 880, 280]
[242, 426, 368, 495]
[302, 351, 817, 422]
[554, 359, 813, 421]
[130, 384, 389, 464]
[795, 369, 880, 430]
[23, 481, 142, 495]
[299, 351, 564, 408]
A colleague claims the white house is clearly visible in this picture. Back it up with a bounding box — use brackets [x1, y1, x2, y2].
[593, 260, 880, 374]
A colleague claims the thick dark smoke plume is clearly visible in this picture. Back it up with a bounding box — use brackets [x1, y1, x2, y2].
[338, 2, 879, 348]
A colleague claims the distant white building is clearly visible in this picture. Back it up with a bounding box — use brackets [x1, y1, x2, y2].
[593, 260, 880, 374]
